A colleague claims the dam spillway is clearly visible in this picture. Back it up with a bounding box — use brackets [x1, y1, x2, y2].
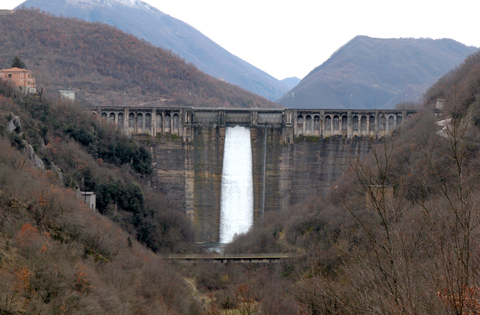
[92, 106, 418, 243]
[220, 126, 253, 243]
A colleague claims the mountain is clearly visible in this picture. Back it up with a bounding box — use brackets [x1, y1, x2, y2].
[280, 77, 301, 90]
[277, 36, 478, 109]
[16, 0, 289, 101]
[0, 9, 277, 108]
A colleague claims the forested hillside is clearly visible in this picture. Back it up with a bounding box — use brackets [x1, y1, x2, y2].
[226, 49, 480, 313]
[0, 9, 276, 109]
[424, 50, 480, 114]
[280, 76, 301, 90]
[0, 80, 204, 312]
[277, 35, 478, 109]
[17, 0, 289, 101]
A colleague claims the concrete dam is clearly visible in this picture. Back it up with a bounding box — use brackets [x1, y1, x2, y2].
[93, 107, 416, 242]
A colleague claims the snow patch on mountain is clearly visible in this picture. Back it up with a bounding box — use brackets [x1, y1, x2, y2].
[65, 0, 155, 11]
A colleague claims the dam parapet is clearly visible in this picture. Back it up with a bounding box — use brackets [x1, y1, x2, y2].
[91, 106, 416, 141]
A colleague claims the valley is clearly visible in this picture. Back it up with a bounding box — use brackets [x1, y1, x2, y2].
[1, 4, 480, 315]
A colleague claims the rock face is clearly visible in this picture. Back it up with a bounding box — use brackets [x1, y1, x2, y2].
[51, 162, 63, 183]
[23, 143, 45, 171]
[6, 113, 48, 172]
[147, 128, 371, 243]
[7, 114, 21, 133]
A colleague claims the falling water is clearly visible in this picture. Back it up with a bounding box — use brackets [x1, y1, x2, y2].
[219, 126, 253, 243]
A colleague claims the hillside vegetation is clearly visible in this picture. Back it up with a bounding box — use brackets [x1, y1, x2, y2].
[223, 49, 480, 313]
[424, 50, 480, 114]
[280, 77, 301, 90]
[1, 79, 198, 254]
[17, 0, 289, 101]
[0, 9, 276, 109]
[0, 85, 203, 313]
[277, 35, 478, 109]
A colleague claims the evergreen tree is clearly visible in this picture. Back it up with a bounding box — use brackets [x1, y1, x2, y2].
[11, 55, 26, 69]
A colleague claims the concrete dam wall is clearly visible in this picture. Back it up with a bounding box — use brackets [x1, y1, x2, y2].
[93, 107, 416, 242]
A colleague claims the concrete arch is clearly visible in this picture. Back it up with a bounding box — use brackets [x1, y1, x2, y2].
[118, 113, 124, 128]
[173, 113, 179, 134]
[360, 116, 367, 132]
[352, 115, 359, 131]
[333, 115, 340, 131]
[297, 115, 304, 135]
[314, 115, 321, 135]
[325, 115, 332, 130]
[388, 115, 395, 131]
[145, 113, 152, 129]
[101, 112, 107, 119]
[341, 115, 348, 132]
[305, 115, 312, 135]
[164, 113, 171, 130]
[379, 115, 386, 131]
[157, 112, 163, 132]
[137, 113, 144, 132]
[129, 113, 135, 128]
[369, 115, 375, 131]
[397, 115, 403, 126]
[109, 113, 115, 123]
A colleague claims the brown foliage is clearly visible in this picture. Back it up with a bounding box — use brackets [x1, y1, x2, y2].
[0, 136, 196, 314]
[424, 50, 480, 115]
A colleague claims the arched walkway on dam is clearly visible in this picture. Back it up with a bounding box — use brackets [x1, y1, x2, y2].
[91, 107, 416, 143]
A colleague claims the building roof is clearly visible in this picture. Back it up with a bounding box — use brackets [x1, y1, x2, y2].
[0, 67, 31, 72]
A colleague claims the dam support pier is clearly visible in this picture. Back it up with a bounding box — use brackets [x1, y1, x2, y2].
[92, 107, 416, 242]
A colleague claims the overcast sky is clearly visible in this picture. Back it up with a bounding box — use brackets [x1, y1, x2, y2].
[2, 0, 480, 81]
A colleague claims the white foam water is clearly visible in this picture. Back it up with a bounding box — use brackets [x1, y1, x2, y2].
[219, 126, 253, 243]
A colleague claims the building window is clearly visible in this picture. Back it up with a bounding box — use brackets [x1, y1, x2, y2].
[8, 73, 12, 77]
[20, 73, 23, 78]
[20, 80, 23, 85]
[28, 74, 31, 78]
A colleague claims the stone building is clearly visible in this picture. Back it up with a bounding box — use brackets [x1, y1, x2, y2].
[0, 67, 37, 94]
[76, 189, 96, 211]
[59, 90, 76, 100]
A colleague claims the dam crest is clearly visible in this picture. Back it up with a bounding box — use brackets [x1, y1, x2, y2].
[92, 107, 416, 141]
